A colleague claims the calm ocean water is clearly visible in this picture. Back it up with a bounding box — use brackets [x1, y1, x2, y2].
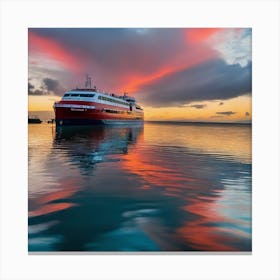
[28, 122, 252, 252]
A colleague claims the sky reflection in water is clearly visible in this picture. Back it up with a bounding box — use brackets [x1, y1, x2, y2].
[28, 122, 251, 252]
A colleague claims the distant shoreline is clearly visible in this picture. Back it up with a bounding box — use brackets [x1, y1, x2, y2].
[28, 111, 252, 125]
[144, 120, 252, 125]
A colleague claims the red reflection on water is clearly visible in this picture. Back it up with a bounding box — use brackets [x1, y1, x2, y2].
[122, 148, 196, 193]
[37, 188, 78, 204]
[177, 197, 237, 251]
[121, 132, 244, 251]
[29, 203, 77, 217]
[29, 178, 80, 218]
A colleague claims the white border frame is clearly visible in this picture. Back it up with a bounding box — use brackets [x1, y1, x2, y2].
[1, 0, 279, 279]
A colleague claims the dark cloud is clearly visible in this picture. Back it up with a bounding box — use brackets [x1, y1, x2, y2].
[245, 111, 250, 117]
[43, 78, 65, 95]
[28, 81, 45, 95]
[28, 81, 34, 92]
[210, 115, 224, 118]
[33, 89, 45, 95]
[43, 78, 59, 92]
[28, 78, 65, 96]
[219, 102, 224, 106]
[215, 111, 236, 116]
[185, 104, 207, 109]
[138, 59, 252, 107]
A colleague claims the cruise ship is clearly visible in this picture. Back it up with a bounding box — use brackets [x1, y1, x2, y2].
[54, 75, 144, 126]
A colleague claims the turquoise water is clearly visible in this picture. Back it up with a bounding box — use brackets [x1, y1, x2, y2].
[28, 122, 251, 252]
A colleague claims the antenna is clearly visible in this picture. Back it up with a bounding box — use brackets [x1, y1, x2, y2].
[85, 74, 92, 89]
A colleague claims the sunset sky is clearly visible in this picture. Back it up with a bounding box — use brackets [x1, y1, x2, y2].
[28, 28, 252, 122]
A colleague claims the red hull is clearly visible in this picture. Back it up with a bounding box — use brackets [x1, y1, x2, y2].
[54, 100, 144, 125]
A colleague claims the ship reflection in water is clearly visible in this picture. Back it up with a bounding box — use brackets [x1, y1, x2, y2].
[28, 122, 251, 252]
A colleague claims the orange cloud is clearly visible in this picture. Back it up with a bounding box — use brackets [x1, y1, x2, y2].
[29, 31, 83, 72]
[123, 47, 216, 93]
[187, 28, 222, 43]
[123, 66, 175, 92]
[118, 29, 223, 94]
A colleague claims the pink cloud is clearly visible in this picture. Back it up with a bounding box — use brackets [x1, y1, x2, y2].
[186, 28, 222, 43]
[29, 31, 83, 72]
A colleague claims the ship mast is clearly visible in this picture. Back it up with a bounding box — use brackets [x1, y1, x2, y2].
[85, 74, 92, 89]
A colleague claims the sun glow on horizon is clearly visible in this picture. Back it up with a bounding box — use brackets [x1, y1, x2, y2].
[142, 95, 251, 122]
[28, 94, 251, 123]
[29, 95, 61, 112]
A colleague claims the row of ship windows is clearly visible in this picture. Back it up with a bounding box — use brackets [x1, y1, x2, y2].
[98, 95, 128, 106]
[103, 109, 126, 114]
[63, 93, 138, 109]
[102, 109, 142, 115]
[64, 93, 95, 97]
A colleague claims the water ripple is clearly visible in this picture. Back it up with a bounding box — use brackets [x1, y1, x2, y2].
[28, 123, 251, 251]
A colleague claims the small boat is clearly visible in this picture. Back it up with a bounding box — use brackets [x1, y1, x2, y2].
[54, 75, 144, 126]
[28, 116, 42, 124]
